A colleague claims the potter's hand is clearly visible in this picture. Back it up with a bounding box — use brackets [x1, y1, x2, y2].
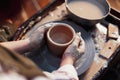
[62, 32, 85, 62]
[28, 23, 53, 50]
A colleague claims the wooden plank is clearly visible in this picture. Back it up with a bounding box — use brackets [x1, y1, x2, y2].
[108, 23, 119, 39]
[84, 58, 107, 80]
[99, 39, 120, 59]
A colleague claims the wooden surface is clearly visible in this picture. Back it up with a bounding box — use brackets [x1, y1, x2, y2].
[107, 0, 120, 12]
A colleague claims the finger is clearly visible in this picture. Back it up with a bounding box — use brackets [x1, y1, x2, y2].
[76, 32, 81, 36]
[35, 23, 54, 34]
[73, 34, 85, 59]
[44, 23, 54, 31]
[77, 36, 85, 54]
[65, 32, 81, 54]
[36, 25, 46, 32]
[72, 32, 81, 47]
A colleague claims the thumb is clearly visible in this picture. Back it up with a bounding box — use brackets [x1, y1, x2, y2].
[72, 32, 81, 47]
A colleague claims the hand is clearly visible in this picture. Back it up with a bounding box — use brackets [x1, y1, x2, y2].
[62, 32, 85, 63]
[28, 23, 53, 50]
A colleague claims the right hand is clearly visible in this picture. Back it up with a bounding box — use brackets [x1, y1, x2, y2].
[62, 32, 85, 62]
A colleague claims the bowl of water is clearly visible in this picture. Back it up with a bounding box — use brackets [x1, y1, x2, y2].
[65, 0, 110, 29]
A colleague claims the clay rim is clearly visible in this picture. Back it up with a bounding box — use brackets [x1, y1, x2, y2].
[47, 23, 75, 46]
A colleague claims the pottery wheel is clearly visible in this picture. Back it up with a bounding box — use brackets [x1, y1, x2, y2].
[21, 20, 95, 76]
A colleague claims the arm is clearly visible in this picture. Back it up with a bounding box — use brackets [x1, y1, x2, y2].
[0, 39, 31, 54]
[0, 24, 51, 54]
[43, 33, 85, 80]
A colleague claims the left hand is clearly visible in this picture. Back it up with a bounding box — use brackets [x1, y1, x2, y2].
[28, 23, 53, 49]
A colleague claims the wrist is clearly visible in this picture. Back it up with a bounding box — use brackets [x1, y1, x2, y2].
[24, 38, 36, 51]
[60, 55, 76, 66]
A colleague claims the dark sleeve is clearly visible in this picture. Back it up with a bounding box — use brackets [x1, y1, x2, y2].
[0, 45, 47, 79]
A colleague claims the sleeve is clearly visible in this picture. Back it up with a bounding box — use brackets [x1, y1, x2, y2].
[43, 64, 79, 80]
